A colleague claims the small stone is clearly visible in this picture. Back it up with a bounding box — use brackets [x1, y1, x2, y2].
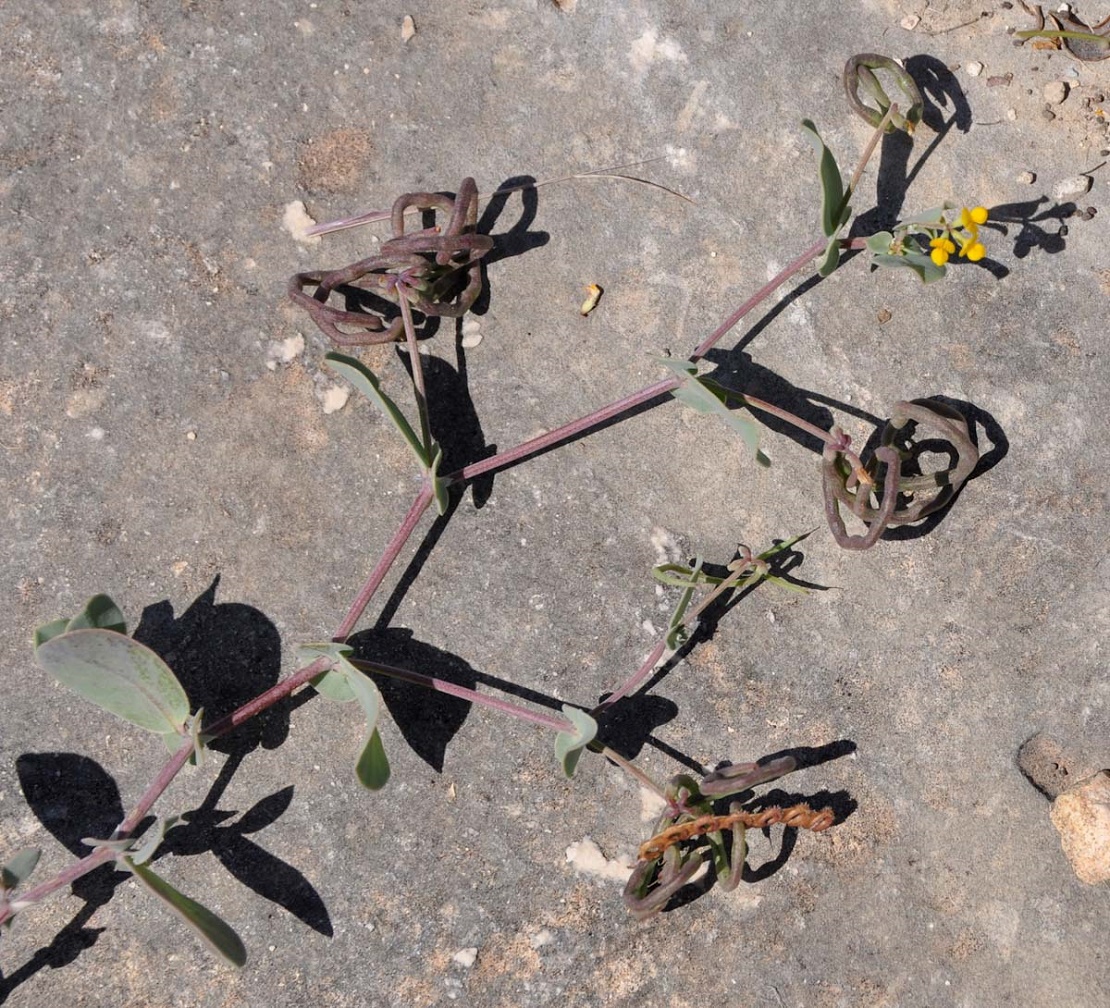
[185, 430, 197, 441]
[1051, 174, 1093, 200]
[460, 317, 483, 348]
[1006, 107, 1018, 120]
[1050, 770, 1110, 884]
[1041, 107, 1057, 121]
[966, 61, 984, 77]
[321, 385, 350, 414]
[901, 14, 920, 29]
[1044, 80, 1069, 104]
[877, 308, 892, 324]
[1016, 170, 1037, 184]
[452, 948, 478, 969]
[400, 14, 416, 42]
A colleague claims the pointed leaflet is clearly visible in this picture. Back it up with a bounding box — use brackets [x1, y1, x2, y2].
[428, 443, 451, 516]
[32, 618, 70, 650]
[65, 594, 127, 634]
[554, 705, 598, 778]
[325, 352, 431, 467]
[1, 848, 41, 892]
[34, 629, 190, 735]
[799, 119, 850, 239]
[345, 666, 391, 790]
[659, 359, 770, 467]
[125, 858, 247, 967]
[300, 642, 359, 703]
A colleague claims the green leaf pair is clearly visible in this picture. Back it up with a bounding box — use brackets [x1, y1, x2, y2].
[325, 352, 450, 515]
[300, 642, 391, 790]
[658, 358, 770, 467]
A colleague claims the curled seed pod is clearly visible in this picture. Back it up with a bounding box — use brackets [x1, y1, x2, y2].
[289, 178, 493, 347]
[823, 400, 980, 550]
[843, 54, 924, 134]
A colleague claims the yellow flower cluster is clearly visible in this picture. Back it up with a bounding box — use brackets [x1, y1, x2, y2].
[929, 206, 989, 266]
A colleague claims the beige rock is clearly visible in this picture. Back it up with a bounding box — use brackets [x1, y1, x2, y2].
[1050, 770, 1110, 884]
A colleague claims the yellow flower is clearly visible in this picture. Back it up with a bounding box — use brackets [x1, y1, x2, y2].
[955, 206, 989, 260]
[928, 235, 955, 266]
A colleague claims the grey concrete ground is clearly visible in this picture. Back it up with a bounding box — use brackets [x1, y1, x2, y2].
[2, 1, 1108, 1005]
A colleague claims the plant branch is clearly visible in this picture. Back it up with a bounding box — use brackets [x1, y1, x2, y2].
[347, 657, 571, 732]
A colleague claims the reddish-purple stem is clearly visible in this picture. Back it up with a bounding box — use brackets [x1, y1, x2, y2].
[348, 658, 571, 732]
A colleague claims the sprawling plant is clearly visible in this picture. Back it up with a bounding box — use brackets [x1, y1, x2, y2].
[3, 55, 1000, 969]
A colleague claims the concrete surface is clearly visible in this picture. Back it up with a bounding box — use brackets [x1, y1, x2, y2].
[1, 1, 1108, 1006]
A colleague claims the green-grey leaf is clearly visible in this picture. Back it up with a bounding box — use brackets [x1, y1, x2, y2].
[865, 231, 895, 255]
[872, 251, 946, 284]
[817, 235, 841, 278]
[34, 629, 190, 734]
[664, 555, 702, 649]
[554, 705, 598, 778]
[300, 642, 358, 703]
[898, 203, 955, 227]
[800, 119, 847, 239]
[325, 352, 431, 468]
[428, 442, 450, 516]
[130, 815, 180, 866]
[660, 359, 770, 467]
[355, 728, 390, 790]
[1, 848, 41, 891]
[651, 562, 727, 590]
[346, 667, 390, 790]
[32, 618, 71, 650]
[65, 594, 127, 635]
[125, 858, 246, 967]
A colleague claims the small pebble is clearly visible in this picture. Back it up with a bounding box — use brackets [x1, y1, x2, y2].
[901, 14, 920, 29]
[877, 308, 892, 324]
[1017, 170, 1037, 184]
[1007, 107, 1018, 120]
[966, 61, 985, 77]
[1044, 80, 1069, 104]
[460, 317, 483, 348]
[185, 430, 197, 441]
[1052, 174, 1093, 200]
[452, 948, 478, 969]
[401, 14, 416, 42]
[321, 385, 350, 414]
[1041, 107, 1057, 121]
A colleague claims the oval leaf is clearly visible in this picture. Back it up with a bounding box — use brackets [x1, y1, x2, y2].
[34, 629, 190, 734]
[125, 858, 246, 967]
[555, 705, 598, 778]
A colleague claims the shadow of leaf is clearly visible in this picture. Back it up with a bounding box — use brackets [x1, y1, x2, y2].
[133, 575, 288, 757]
